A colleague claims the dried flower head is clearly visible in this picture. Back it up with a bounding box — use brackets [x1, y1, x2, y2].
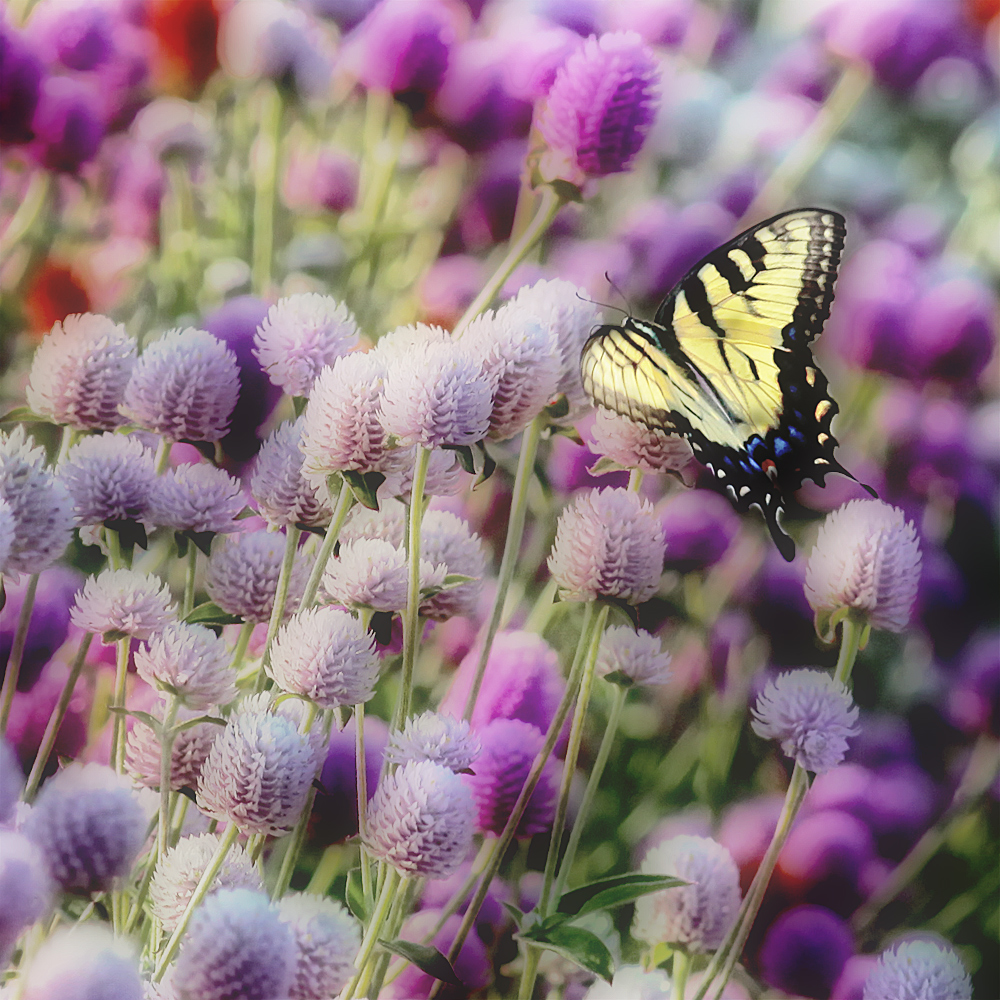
[126, 705, 221, 792]
[0, 830, 54, 968]
[23, 763, 147, 894]
[149, 834, 263, 932]
[386, 712, 480, 772]
[267, 606, 379, 709]
[591, 407, 695, 476]
[149, 462, 244, 534]
[365, 759, 475, 878]
[25, 313, 136, 430]
[278, 893, 360, 999]
[863, 939, 972, 1000]
[59, 432, 157, 526]
[805, 499, 922, 637]
[751, 669, 860, 774]
[135, 622, 236, 709]
[419, 509, 488, 621]
[120, 327, 240, 442]
[250, 418, 332, 528]
[548, 487, 665, 604]
[633, 835, 741, 953]
[254, 293, 359, 398]
[70, 568, 176, 641]
[597, 625, 672, 687]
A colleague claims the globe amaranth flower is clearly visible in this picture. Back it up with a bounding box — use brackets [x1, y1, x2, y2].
[536, 30, 660, 186]
[633, 834, 741, 953]
[805, 499, 922, 638]
[173, 888, 296, 1000]
[752, 669, 860, 774]
[419, 509, 488, 621]
[376, 444, 467, 502]
[135, 621, 236, 709]
[23, 763, 147, 894]
[254, 293, 359, 398]
[759, 904, 854, 1000]
[59, 431, 157, 526]
[365, 759, 475, 878]
[657, 488, 742, 574]
[597, 625, 672, 687]
[0, 830, 54, 968]
[120, 327, 240, 442]
[30, 74, 104, 173]
[463, 718, 558, 839]
[149, 833, 263, 932]
[126, 704, 221, 792]
[863, 938, 972, 1000]
[591, 407, 695, 478]
[0, 737, 24, 823]
[339, 497, 407, 548]
[25, 313, 136, 431]
[70, 568, 176, 641]
[148, 461, 244, 534]
[197, 700, 323, 836]
[0, 21, 44, 145]
[278, 892, 360, 1000]
[584, 964, 671, 1000]
[386, 712, 480, 773]
[0, 496, 14, 574]
[548, 487, 665, 604]
[250, 418, 332, 528]
[205, 529, 307, 623]
[0, 426, 75, 580]
[267, 606, 379, 710]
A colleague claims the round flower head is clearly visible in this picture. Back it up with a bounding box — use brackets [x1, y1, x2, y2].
[548, 487, 665, 604]
[0, 736, 24, 823]
[149, 462, 244, 534]
[19, 924, 142, 1000]
[751, 669, 860, 774]
[267, 606, 379, 709]
[759, 905, 853, 1000]
[339, 497, 407, 548]
[278, 893, 361, 999]
[376, 444, 467, 502]
[135, 621, 236, 709]
[0, 830, 54, 968]
[120, 327, 240, 442]
[23, 763, 147, 894]
[419, 509, 488, 621]
[633, 834, 741, 953]
[379, 339, 495, 449]
[0, 426, 75, 580]
[805, 499, 921, 638]
[59, 431, 157, 526]
[25, 313, 136, 430]
[126, 706, 220, 792]
[149, 833, 263, 932]
[0, 21, 44, 145]
[70, 568, 176, 641]
[250, 418, 332, 528]
[536, 30, 660, 185]
[463, 718, 558, 838]
[591, 407, 695, 476]
[373, 322, 452, 364]
[173, 888, 296, 1000]
[386, 712, 481, 772]
[197, 699, 322, 836]
[597, 625, 672, 687]
[365, 759, 475, 878]
[254, 293, 359, 398]
[863, 938, 972, 1000]
[205, 529, 307, 623]
[584, 964, 671, 1000]
[0, 496, 14, 573]
[30, 74, 104, 174]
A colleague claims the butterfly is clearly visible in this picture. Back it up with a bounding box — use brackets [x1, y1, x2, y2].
[580, 207, 875, 561]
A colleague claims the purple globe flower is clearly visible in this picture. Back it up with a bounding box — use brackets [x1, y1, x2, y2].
[863, 938, 972, 1000]
[759, 904, 854, 999]
[657, 488, 741, 573]
[250, 418, 332, 529]
[126, 706, 220, 792]
[26, 0, 115, 71]
[386, 711, 480, 772]
[149, 461, 244, 534]
[0, 830, 54, 968]
[590, 407, 695, 479]
[596, 625, 672, 687]
[30, 74, 104, 173]
[70, 568, 176, 641]
[0, 22, 44, 144]
[278, 892, 360, 999]
[0, 737, 23, 823]
[135, 621, 236, 709]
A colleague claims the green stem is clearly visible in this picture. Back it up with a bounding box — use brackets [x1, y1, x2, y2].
[306, 844, 341, 894]
[0, 571, 39, 734]
[182, 544, 198, 618]
[356, 700, 372, 904]
[627, 468, 645, 492]
[251, 82, 284, 297]
[157, 695, 180, 862]
[56, 424, 79, 465]
[462, 414, 546, 722]
[301, 480, 353, 608]
[229, 620, 254, 674]
[673, 949, 692, 1000]
[106, 524, 124, 569]
[153, 436, 172, 475]
[125, 846, 159, 934]
[341, 867, 404, 1000]
[0, 170, 52, 259]
[833, 615, 863, 686]
[111, 637, 131, 773]
[257, 525, 302, 691]
[364, 877, 420, 1000]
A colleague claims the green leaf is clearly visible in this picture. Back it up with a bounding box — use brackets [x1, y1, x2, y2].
[547, 179, 584, 204]
[518, 924, 614, 983]
[474, 441, 496, 488]
[102, 629, 130, 643]
[598, 596, 639, 630]
[236, 506, 257, 520]
[342, 469, 384, 511]
[185, 529, 216, 557]
[184, 601, 244, 626]
[174, 714, 226, 732]
[501, 901, 526, 926]
[0, 406, 49, 424]
[378, 939, 463, 987]
[0, 578, 5, 613]
[104, 517, 148, 552]
[296, 522, 327, 536]
[174, 531, 190, 558]
[543, 394, 571, 422]
[442, 443, 476, 475]
[292, 396, 308, 418]
[601, 669, 635, 689]
[345, 868, 369, 923]
[588, 456, 626, 478]
[556, 873, 686, 918]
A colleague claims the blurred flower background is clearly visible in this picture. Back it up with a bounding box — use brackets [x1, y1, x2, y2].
[0, 0, 997, 998]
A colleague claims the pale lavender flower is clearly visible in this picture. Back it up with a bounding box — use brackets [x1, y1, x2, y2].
[204, 529, 307, 623]
[25, 313, 136, 430]
[537, 30, 661, 186]
[584, 964, 671, 1000]
[548, 487, 665, 604]
[149, 462, 244, 534]
[20, 925, 142, 1000]
[751, 669, 860, 774]
[591, 407, 695, 476]
[372, 322, 451, 365]
[0, 496, 14, 575]
[250, 418, 332, 528]
[197, 700, 322, 836]
[70, 568, 176, 641]
[365, 759, 475, 878]
[23, 763, 147, 893]
[173, 888, 296, 1000]
[125, 705, 221, 792]
[0, 426, 75, 580]
[278, 893, 360, 1000]
[254, 293, 359, 398]
[419, 509, 488, 621]
[0, 831, 54, 968]
[120, 328, 240, 442]
[149, 834, 263, 932]
[135, 622, 236, 709]
[863, 939, 972, 1000]
[386, 712, 480, 772]
[267, 606, 379, 709]
[633, 835, 741, 953]
[597, 625, 672, 687]
[0, 737, 23, 822]
[804, 499, 922, 636]
[339, 497, 407, 548]
[379, 340, 495, 449]
[376, 445, 467, 501]
[59, 432, 157, 526]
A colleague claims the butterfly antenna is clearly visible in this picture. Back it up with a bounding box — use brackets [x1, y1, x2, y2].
[575, 287, 627, 318]
[605, 272, 634, 316]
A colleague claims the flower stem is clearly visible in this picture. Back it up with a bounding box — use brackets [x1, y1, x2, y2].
[628, 468, 645, 492]
[341, 867, 404, 1000]
[302, 479, 354, 608]
[0, 169, 52, 259]
[230, 620, 254, 674]
[0, 571, 39, 735]
[56, 424, 79, 464]
[251, 81, 284, 297]
[157, 695, 180, 862]
[257, 525, 302, 691]
[673, 949, 692, 1000]
[182, 544, 198, 617]
[355, 700, 373, 903]
[833, 615, 863, 686]
[153, 437, 172, 475]
[111, 637, 131, 773]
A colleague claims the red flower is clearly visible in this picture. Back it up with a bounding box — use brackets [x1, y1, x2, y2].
[146, 0, 221, 96]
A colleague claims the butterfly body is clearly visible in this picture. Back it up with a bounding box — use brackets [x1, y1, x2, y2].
[581, 208, 874, 560]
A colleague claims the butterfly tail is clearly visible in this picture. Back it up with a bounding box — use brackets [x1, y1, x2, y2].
[760, 493, 797, 562]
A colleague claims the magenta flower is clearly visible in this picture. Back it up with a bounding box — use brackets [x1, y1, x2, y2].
[149, 461, 244, 534]
[0, 21, 44, 145]
[70, 568, 176, 641]
[250, 418, 332, 529]
[59, 432, 156, 527]
[278, 893, 360, 999]
[30, 74, 104, 173]
[134, 621, 236, 709]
